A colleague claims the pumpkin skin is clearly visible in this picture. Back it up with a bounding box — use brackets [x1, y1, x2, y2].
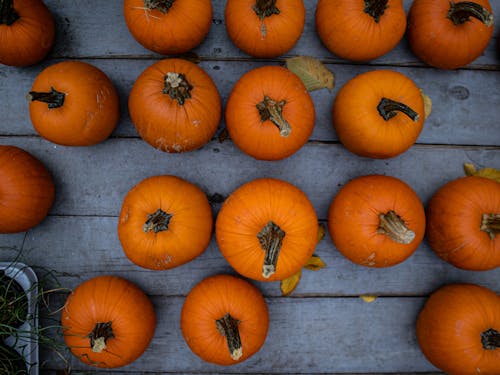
[28, 61, 120, 146]
[408, 0, 494, 69]
[416, 283, 500, 375]
[118, 175, 213, 270]
[0, 145, 54, 233]
[315, 0, 406, 62]
[181, 274, 269, 365]
[332, 70, 425, 159]
[62, 275, 156, 368]
[123, 0, 212, 54]
[426, 176, 500, 271]
[328, 175, 425, 267]
[216, 178, 318, 281]
[225, 0, 305, 58]
[225, 66, 315, 161]
[0, 0, 55, 67]
[129, 58, 221, 153]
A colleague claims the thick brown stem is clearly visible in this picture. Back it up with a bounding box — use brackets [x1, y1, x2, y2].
[377, 97, 420, 122]
[448, 1, 494, 26]
[27, 87, 66, 109]
[481, 328, 500, 350]
[143, 208, 172, 233]
[364, 0, 388, 23]
[253, 0, 280, 20]
[216, 313, 242, 360]
[256, 96, 291, 137]
[481, 213, 500, 240]
[257, 221, 286, 278]
[378, 211, 415, 245]
[88, 322, 114, 353]
[163, 72, 193, 106]
[0, 0, 19, 25]
[144, 0, 175, 13]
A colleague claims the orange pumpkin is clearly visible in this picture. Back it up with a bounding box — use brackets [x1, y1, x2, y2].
[216, 178, 318, 281]
[129, 58, 221, 153]
[426, 176, 500, 271]
[28, 61, 120, 146]
[62, 275, 156, 368]
[225, 0, 305, 58]
[408, 0, 494, 69]
[123, 0, 212, 54]
[0, 145, 54, 233]
[332, 70, 425, 159]
[416, 283, 500, 375]
[181, 274, 269, 365]
[315, 0, 406, 62]
[328, 175, 425, 267]
[225, 65, 315, 161]
[118, 175, 213, 270]
[0, 0, 55, 66]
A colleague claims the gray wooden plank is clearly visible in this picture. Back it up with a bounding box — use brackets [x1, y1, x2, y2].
[43, 0, 500, 68]
[2, 60, 500, 145]
[0, 233, 25, 251]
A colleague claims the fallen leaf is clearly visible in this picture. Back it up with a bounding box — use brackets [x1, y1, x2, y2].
[280, 270, 302, 296]
[359, 294, 377, 303]
[218, 128, 229, 143]
[317, 223, 326, 243]
[463, 163, 500, 183]
[286, 56, 334, 91]
[304, 254, 326, 271]
[420, 89, 432, 119]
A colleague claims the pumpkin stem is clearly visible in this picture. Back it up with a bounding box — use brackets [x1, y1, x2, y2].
[88, 321, 114, 353]
[481, 328, 500, 350]
[27, 87, 66, 109]
[253, 0, 280, 20]
[216, 313, 242, 361]
[256, 96, 291, 137]
[447, 1, 494, 27]
[0, 0, 19, 26]
[257, 221, 286, 278]
[143, 208, 173, 233]
[481, 213, 500, 240]
[163, 72, 193, 106]
[144, 0, 175, 13]
[377, 97, 420, 122]
[364, 0, 388, 23]
[377, 211, 415, 245]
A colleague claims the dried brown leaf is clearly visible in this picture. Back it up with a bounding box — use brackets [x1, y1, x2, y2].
[218, 128, 229, 143]
[304, 255, 326, 271]
[420, 89, 432, 119]
[463, 163, 500, 183]
[280, 270, 302, 296]
[286, 56, 334, 91]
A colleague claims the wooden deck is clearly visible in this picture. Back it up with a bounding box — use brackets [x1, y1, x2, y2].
[1, 0, 499, 373]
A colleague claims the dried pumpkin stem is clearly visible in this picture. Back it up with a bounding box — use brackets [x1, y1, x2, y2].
[257, 221, 286, 278]
[27, 87, 66, 109]
[215, 313, 242, 361]
[163, 72, 193, 106]
[480, 213, 500, 240]
[88, 321, 114, 353]
[364, 0, 388, 23]
[253, 0, 280, 20]
[481, 328, 500, 350]
[256, 96, 291, 137]
[377, 211, 415, 245]
[448, 1, 494, 27]
[0, 0, 19, 25]
[144, 0, 175, 13]
[377, 97, 420, 122]
[143, 208, 173, 233]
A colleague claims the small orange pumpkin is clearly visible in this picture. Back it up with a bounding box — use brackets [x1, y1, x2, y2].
[123, 0, 212, 54]
[315, 0, 406, 62]
[0, 145, 55, 233]
[225, 65, 315, 161]
[129, 58, 221, 153]
[408, 0, 494, 69]
[216, 178, 318, 281]
[332, 70, 425, 159]
[0, 0, 55, 66]
[328, 175, 425, 267]
[416, 283, 500, 374]
[181, 274, 269, 365]
[426, 176, 500, 271]
[225, 0, 305, 58]
[28, 61, 120, 146]
[118, 175, 213, 270]
[62, 275, 156, 368]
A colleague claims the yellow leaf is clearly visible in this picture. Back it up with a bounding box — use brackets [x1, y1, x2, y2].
[359, 295, 377, 303]
[419, 89, 432, 119]
[463, 163, 500, 183]
[285, 56, 334, 92]
[317, 223, 326, 243]
[280, 270, 302, 296]
[304, 255, 326, 271]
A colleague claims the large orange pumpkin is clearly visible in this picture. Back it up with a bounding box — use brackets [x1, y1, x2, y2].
[315, 0, 406, 62]
[129, 58, 221, 153]
[332, 70, 425, 159]
[225, 65, 315, 161]
[416, 283, 500, 375]
[181, 274, 269, 365]
[0, 145, 54, 233]
[328, 175, 425, 267]
[62, 275, 156, 368]
[216, 178, 318, 281]
[408, 0, 494, 69]
[0, 0, 55, 66]
[225, 0, 305, 58]
[118, 175, 213, 270]
[426, 176, 500, 271]
[123, 0, 212, 54]
[28, 61, 120, 146]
